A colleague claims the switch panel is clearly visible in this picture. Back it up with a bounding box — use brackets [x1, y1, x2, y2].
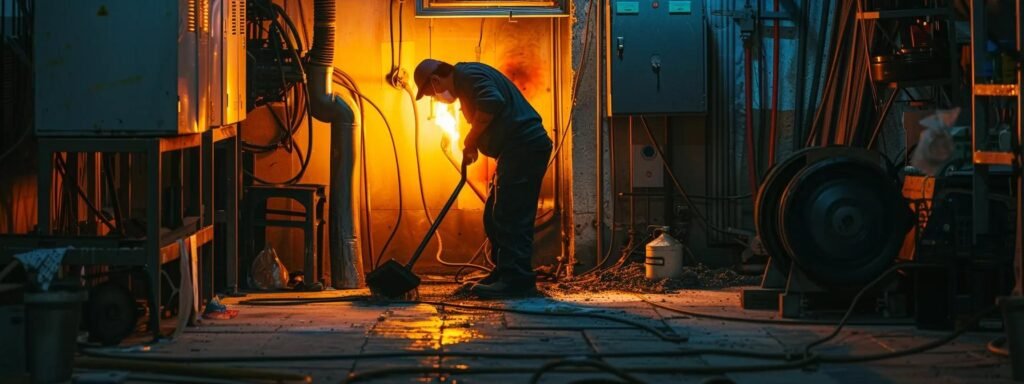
[633, 144, 664, 188]
[609, 0, 706, 115]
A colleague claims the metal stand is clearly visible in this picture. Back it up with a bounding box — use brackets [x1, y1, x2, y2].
[740, 258, 824, 318]
[970, 2, 1024, 378]
[242, 184, 326, 288]
[0, 127, 238, 339]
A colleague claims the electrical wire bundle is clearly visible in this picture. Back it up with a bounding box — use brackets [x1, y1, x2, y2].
[244, 0, 314, 185]
[805, 0, 876, 147]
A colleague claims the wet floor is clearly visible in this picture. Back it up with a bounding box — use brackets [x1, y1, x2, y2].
[99, 283, 1016, 383]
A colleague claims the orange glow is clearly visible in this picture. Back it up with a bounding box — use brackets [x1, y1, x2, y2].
[433, 101, 462, 160]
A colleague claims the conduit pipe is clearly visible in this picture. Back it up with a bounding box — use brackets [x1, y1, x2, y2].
[309, 0, 363, 288]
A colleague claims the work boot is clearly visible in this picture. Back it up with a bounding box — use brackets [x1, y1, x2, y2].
[467, 270, 501, 286]
[470, 279, 538, 299]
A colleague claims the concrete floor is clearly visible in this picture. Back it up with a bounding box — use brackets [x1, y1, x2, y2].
[105, 283, 1015, 383]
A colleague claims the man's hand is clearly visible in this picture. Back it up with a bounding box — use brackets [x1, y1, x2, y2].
[463, 147, 479, 165]
[463, 130, 481, 165]
[463, 110, 490, 166]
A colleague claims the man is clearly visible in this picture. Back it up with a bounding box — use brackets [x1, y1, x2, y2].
[414, 59, 552, 298]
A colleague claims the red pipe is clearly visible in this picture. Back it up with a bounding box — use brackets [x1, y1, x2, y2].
[768, 0, 780, 167]
[744, 44, 758, 192]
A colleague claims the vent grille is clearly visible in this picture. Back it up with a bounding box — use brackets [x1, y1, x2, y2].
[187, 0, 197, 32]
[230, 0, 245, 36]
[201, 0, 210, 32]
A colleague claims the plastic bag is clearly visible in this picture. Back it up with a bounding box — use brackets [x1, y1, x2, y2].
[910, 107, 960, 176]
[250, 245, 289, 290]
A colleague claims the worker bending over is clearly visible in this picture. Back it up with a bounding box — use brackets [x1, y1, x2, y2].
[414, 59, 552, 299]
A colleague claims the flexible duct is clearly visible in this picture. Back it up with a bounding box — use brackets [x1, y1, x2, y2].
[309, 0, 363, 288]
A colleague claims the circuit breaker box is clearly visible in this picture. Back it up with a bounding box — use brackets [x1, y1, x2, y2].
[34, 0, 211, 136]
[608, 0, 707, 115]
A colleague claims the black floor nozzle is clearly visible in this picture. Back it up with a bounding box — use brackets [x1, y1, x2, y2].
[366, 160, 468, 298]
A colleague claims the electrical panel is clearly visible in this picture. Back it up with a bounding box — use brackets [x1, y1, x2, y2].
[34, 0, 211, 136]
[210, 0, 247, 127]
[608, 0, 707, 115]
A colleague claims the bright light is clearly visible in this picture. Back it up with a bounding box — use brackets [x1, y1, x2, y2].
[433, 101, 461, 158]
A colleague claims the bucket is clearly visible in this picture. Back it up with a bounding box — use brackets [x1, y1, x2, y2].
[1000, 296, 1024, 381]
[645, 227, 684, 280]
[24, 290, 87, 384]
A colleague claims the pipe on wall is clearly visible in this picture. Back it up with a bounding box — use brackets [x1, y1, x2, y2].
[309, 0, 363, 288]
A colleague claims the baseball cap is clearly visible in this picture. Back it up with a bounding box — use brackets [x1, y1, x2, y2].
[414, 59, 444, 100]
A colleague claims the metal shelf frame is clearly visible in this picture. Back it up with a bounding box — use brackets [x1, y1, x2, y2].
[0, 126, 238, 339]
[968, 0, 1024, 294]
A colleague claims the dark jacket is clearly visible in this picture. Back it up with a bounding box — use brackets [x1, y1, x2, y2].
[453, 62, 549, 158]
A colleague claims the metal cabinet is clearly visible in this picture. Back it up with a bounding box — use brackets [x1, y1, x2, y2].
[608, 0, 707, 115]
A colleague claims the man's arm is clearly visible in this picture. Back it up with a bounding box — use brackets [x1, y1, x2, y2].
[463, 110, 494, 164]
[460, 70, 505, 164]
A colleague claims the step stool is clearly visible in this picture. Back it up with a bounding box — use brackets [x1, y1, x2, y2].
[242, 184, 326, 288]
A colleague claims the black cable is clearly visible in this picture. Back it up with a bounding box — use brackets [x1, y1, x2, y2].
[637, 116, 736, 236]
[243, 5, 313, 185]
[596, 118, 618, 272]
[85, 297, 999, 381]
[688, 193, 753, 201]
[820, 304, 998, 363]
[388, 0, 396, 73]
[238, 295, 686, 343]
[403, 86, 491, 273]
[397, 0, 404, 71]
[802, 262, 943, 357]
[54, 154, 116, 232]
[102, 155, 125, 236]
[331, 76, 404, 266]
[867, 87, 898, 150]
[82, 347, 793, 364]
[529, 359, 644, 384]
[407, 87, 445, 270]
[0, 125, 29, 163]
[988, 336, 1009, 358]
[644, 298, 911, 327]
[339, 358, 819, 384]
[547, 0, 597, 170]
[333, 69, 375, 266]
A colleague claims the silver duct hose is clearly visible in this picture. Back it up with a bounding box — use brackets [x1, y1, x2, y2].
[309, 0, 363, 288]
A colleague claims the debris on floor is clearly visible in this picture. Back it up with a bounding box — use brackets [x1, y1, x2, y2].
[201, 297, 239, 320]
[552, 262, 761, 294]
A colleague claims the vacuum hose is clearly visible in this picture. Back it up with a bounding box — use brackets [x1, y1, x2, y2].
[405, 160, 469, 269]
[309, 0, 363, 288]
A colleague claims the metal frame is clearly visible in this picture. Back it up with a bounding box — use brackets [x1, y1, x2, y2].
[416, 0, 569, 17]
[0, 126, 238, 339]
[242, 184, 325, 288]
[968, 0, 1024, 294]
[969, 0, 1023, 237]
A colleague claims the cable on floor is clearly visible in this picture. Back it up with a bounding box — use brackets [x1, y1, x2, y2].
[529, 359, 644, 384]
[235, 295, 686, 343]
[988, 336, 1010, 358]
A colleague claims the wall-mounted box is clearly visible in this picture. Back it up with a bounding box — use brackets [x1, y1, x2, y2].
[608, 0, 707, 115]
[34, 0, 211, 136]
[210, 0, 246, 127]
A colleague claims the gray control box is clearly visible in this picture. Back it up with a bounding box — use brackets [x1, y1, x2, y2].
[608, 0, 707, 115]
[34, 0, 211, 136]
